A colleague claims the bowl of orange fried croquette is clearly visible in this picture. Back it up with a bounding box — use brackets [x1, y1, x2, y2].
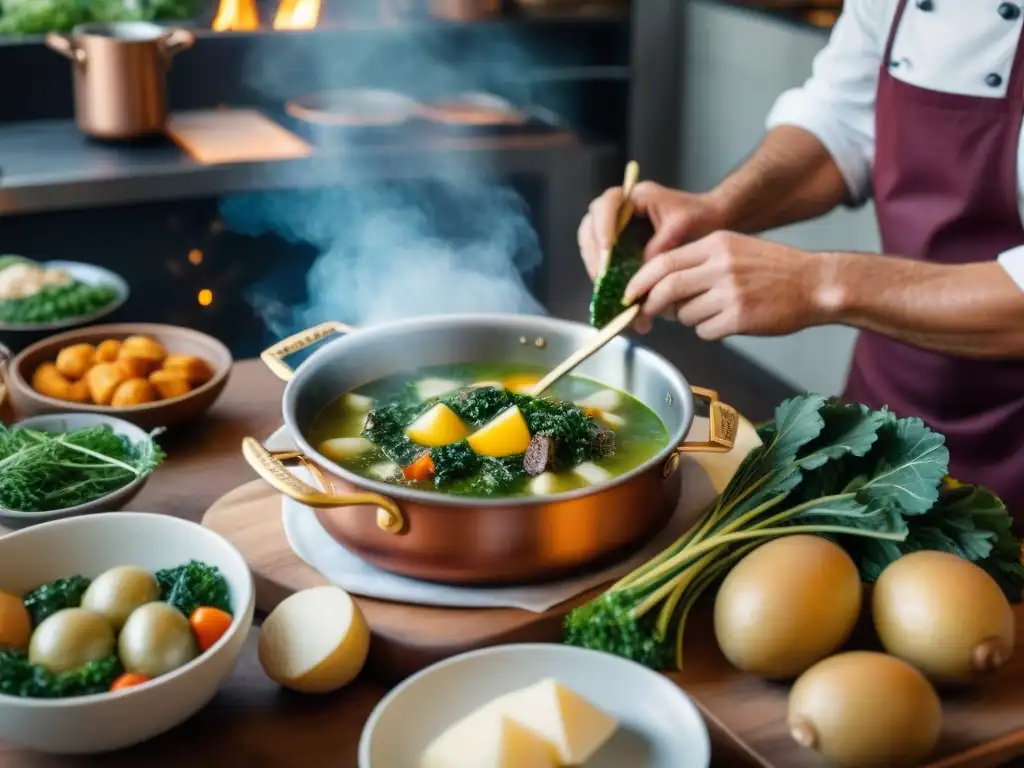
[6, 324, 233, 430]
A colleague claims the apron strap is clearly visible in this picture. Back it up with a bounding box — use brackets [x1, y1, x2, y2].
[881, 0, 912, 65]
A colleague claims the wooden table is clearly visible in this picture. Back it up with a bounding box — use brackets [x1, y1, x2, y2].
[0, 360, 765, 768]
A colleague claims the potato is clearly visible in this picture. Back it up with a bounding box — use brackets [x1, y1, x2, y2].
[85, 362, 128, 406]
[120, 336, 167, 365]
[713, 535, 862, 679]
[0, 589, 31, 650]
[111, 378, 158, 407]
[115, 356, 154, 379]
[259, 586, 369, 693]
[149, 369, 192, 400]
[873, 551, 1015, 683]
[81, 566, 160, 632]
[118, 602, 198, 678]
[32, 363, 74, 400]
[405, 403, 469, 447]
[162, 354, 213, 386]
[67, 379, 91, 404]
[54, 343, 96, 381]
[788, 652, 942, 767]
[319, 437, 374, 461]
[95, 339, 122, 363]
[466, 406, 532, 457]
[29, 608, 115, 674]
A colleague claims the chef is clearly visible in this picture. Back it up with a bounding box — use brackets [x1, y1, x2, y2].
[577, 0, 1024, 518]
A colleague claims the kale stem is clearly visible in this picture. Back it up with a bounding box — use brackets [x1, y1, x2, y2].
[673, 541, 761, 670]
[637, 549, 718, 627]
[612, 500, 715, 591]
[679, 524, 907, 556]
[626, 510, 905, 596]
[612, 451, 779, 594]
[625, 491, 790, 594]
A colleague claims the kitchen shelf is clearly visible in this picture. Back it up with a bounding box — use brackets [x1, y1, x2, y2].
[0, 119, 616, 217]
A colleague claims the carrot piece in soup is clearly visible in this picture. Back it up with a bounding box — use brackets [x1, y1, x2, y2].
[189, 606, 234, 652]
[403, 453, 436, 482]
[110, 672, 152, 691]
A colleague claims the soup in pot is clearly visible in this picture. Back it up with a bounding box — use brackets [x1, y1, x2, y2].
[306, 363, 670, 498]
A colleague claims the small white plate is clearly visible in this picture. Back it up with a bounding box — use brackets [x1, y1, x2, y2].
[358, 643, 711, 768]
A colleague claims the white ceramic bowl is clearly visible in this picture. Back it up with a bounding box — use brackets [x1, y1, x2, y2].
[0, 413, 159, 529]
[0, 512, 255, 754]
[359, 643, 712, 768]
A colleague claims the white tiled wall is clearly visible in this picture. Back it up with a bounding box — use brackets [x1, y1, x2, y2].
[677, 1, 880, 395]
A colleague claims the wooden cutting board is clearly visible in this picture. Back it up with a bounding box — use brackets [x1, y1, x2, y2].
[202, 481, 1024, 768]
[167, 109, 313, 165]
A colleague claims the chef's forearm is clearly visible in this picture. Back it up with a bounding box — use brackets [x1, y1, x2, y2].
[818, 252, 1024, 358]
[707, 126, 850, 235]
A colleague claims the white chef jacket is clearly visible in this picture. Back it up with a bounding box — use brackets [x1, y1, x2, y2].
[765, 0, 1024, 290]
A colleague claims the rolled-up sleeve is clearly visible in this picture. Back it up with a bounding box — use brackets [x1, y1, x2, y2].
[997, 245, 1024, 292]
[765, 0, 889, 205]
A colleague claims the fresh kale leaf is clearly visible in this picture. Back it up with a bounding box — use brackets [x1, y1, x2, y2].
[853, 417, 949, 515]
[0, 650, 121, 698]
[22, 575, 90, 627]
[589, 218, 654, 329]
[156, 560, 232, 617]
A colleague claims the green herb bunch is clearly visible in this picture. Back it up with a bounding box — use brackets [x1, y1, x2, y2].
[0, 0, 202, 35]
[564, 394, 1024, 670]
[0, 424, 165, 513]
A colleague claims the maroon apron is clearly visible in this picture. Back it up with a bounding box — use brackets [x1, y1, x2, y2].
[842, 0, 1024, 526]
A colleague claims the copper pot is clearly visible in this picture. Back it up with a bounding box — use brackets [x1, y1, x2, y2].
[429, 0, 502, 20]
[242, 315, 739, 584]
[46, 22, 195, 140]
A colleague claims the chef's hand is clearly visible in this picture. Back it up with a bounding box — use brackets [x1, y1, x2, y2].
[623, 231, 830, 339]
[577, 182, 726, 280]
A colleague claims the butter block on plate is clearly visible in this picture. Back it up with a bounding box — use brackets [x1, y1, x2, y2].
[420, 677, 618, 767]
[420, 709, 558, 768]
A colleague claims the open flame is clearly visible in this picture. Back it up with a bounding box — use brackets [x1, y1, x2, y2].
[212, 0, 321, 31]
[274, 0, 322, 29]
[212, 0, 258, 31]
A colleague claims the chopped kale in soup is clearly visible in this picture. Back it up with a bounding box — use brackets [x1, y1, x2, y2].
[306, 364, 670, 498]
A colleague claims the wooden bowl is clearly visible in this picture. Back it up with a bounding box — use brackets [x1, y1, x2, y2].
[7, 323, 232, 431]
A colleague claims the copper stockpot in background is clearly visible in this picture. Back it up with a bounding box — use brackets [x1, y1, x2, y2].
[242, 315, 739, 585]
[428, 0, 502, 20]
[46, 22, 194, 141]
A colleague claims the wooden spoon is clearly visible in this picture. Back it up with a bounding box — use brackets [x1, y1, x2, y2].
[531, 161, 642, 397]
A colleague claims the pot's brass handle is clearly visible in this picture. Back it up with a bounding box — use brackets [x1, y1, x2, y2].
[161, 28, 195, 59]
[677, 386, 738, 454]
[260, 321, 355, 382]
[45, 33, 86, 65]
[241, 437, 405, 534]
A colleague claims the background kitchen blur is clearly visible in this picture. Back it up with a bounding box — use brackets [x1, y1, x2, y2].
[0, 0, 865, 397]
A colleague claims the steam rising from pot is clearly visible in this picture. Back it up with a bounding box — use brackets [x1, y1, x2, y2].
[222, 183, 544, 335]
[219, 27, 548, 336]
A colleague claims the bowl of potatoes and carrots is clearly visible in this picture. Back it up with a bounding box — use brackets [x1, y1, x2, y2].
[6, 324, 232, 431]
